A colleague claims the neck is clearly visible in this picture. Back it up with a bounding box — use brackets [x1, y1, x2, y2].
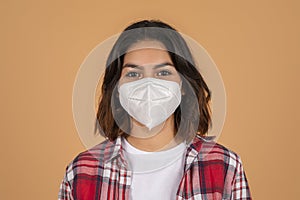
[125, 116, 180, 152]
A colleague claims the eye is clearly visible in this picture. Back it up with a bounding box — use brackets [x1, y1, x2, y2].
[125, 71, 140, 78]
[157, 70, 172, 76]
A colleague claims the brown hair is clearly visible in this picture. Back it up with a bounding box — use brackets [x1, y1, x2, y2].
[95, 20, 211, 141]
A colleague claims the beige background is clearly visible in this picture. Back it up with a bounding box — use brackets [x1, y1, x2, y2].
[1, 0, 299, 199]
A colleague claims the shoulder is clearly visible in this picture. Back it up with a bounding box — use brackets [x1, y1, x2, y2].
[190, 135, 243, 167]
[187, 135, 246, 185]
[184, 135, 251, 198]
[76, 138, 119, 162]
[63, 138, 119, 180]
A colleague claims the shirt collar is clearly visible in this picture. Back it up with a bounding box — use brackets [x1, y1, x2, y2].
[104, 136, 122, 162]
[184, 135, 217, 170]
[104, 136, 130, 169]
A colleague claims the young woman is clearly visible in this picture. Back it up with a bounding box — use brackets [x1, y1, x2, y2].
[59, 20, 251, 200]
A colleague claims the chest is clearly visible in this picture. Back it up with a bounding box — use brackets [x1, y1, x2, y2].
[72, 160, 231, 200]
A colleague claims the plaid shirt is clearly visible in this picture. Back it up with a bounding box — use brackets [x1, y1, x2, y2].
[58, 135, 251, 200]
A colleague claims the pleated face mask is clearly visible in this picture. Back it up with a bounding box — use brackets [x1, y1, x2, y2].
[118, 77, 182, 130]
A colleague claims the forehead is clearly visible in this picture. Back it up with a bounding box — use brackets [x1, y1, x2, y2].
[124, 40, 172, 66]
[127, 40, 167, 52]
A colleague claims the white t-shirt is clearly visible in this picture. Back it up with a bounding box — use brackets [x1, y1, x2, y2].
[122, 138, 186, 200]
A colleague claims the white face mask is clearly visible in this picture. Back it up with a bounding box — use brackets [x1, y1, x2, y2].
[118, 78, 182, 130]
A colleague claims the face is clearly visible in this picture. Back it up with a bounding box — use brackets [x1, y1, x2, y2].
[117, 40, 182, 132]
[119, 40, 181, 86]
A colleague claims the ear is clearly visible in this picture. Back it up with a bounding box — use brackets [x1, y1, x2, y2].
[180, 81, 185, 96]
[181, 88, 185, 96]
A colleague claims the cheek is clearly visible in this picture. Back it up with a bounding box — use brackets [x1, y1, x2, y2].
[165, 71, 182, 84]
[118, 69, 127, 86]
[174, 74, 182, 84]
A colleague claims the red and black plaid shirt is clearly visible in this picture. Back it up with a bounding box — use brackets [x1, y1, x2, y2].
[58, 135, 251, 199]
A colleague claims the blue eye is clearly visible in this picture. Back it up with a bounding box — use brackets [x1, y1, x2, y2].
[157, 70, 172, 76]
[125, 71, 140, 77]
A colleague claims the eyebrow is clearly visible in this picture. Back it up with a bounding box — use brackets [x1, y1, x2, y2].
[122, 62, 174, 69]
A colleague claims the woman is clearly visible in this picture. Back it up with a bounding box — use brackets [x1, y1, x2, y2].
[59, 20, 251, 200]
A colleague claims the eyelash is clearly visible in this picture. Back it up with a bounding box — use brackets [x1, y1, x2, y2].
[157, 70, 172, 76]
[125, 70, 172, 78]
[125, 71, 140, 77]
